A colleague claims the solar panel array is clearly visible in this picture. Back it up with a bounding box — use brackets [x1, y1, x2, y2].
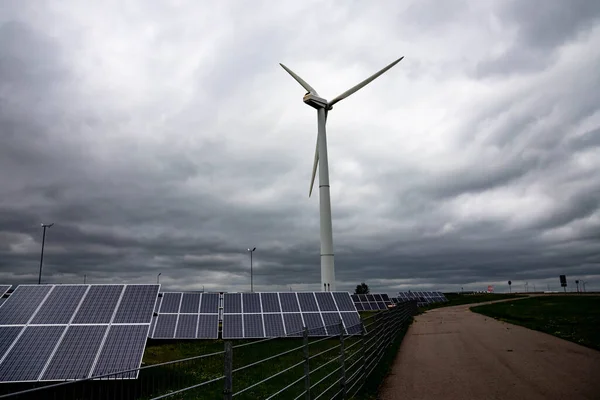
[222, 292, 362, 339]
[351, 294, 393, 311]
[150, 292, 219, 339]
[0, 284, 159, 382]
[396, 291, 448, 307]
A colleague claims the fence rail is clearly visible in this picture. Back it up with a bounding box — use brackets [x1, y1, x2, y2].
[0, 301, 417, 400]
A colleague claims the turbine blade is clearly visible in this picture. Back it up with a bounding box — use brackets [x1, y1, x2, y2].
[328, 56, 404, 108]
[309, 138, 319, 197]
[279, 63, 318, 95]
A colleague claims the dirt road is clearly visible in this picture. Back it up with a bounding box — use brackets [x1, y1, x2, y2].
[379, 301, 600, 400]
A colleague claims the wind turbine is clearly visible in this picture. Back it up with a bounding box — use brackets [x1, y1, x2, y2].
[280, 56, 404, 291]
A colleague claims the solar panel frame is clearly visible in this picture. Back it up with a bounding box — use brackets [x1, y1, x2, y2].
[260, 293, 281, 313]
[0, 286, 10, 298]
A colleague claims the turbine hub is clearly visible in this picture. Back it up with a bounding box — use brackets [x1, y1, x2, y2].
[303, 93, 328, 110]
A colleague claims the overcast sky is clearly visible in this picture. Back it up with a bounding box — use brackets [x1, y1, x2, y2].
[1, 0, 599, 294]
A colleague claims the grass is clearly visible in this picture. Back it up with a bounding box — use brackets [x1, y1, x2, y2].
[418, 293, 526, 312]
[471, 295, 600, 351]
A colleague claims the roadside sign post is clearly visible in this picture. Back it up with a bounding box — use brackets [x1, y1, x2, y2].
[559, 275, 567, 293]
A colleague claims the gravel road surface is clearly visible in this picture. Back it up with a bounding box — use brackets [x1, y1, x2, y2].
[379, 301, 600, 400]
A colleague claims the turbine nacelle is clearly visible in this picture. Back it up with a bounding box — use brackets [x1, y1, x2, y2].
[302, 93, 328, 110]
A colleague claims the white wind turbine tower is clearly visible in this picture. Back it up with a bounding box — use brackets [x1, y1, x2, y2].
[280, 56, 404, 291]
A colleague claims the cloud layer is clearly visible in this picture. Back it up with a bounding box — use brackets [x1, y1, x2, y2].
[1, 0, 599, 294]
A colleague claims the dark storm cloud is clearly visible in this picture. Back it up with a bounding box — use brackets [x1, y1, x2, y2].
[0, 1, 599, 294]
[475, 0, 600, 77]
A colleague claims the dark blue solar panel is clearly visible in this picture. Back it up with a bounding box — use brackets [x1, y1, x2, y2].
[361, 302, 372, 311]
[91, 325, 149, 379]
[341, 312, 362, 335]
[222, 314, 243, 339]
[0, 326, 65, 382]
[279, 293, 300, 312]
[366, 295, 375, 302]
[297, 293, 319, 312]
[283, 313, 303, 337]
[355, 303, 364, 311]
[223, 293, 241, 313]
[321, 312, 343, 335]
[159, 293, 182, 313]
[333, 292, 356, 311]
[0, 298, 6, 307]
[31, 285, 87, 324]
[113, 285, 159, 324]
[0, 286, 10, 297]
[263, 314, 285, 337]
[260, 293, 281, 313]
[199, 293, 219, 313]
[381, 294, 391, 302]
[42, 325, 107, 381]
[373, 294, 383, 302]
[302, 313, 326, 336]
[358, 294, 367, 301]
[0, 285, 52, 325]
[243, 314, 264, 338]
[153, 314, 177, 338]
[377, 302, 386, 310]
[314, 292, 337, 311]
[179, 293, 201, 313]
[242, 293, 261, 313]
[175, 314, 198, 338]
[73, 285, 124, 324]
[197, 314, 218, 339]
[0, 327, 23, 360]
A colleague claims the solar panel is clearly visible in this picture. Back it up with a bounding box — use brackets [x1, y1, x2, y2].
[243, 314, 264, 338]
[279, 293, 300, 312]
[31, 285, 87, 324]
[0, 285, 52, 325]
[73, 285, 124, 324]
[242, 293, 261, 313]
[314, 292, 337, 311]
[260, 293, 281, 313]
[174, 314, 198, 339]
[41, 325, 108, 381]
[153, 314, 177, 338]
[263, 314, 285, 337]
[351, 293, 392, 312]
[91, 325, 149, 379]
[152, 292, 220, 339]
[302, 313, 326, 336]
[114, 285, 160, 323]
[0, 284, 158, 383]
[222, 314, 243, 339]
[297, 293, 319, 312]
[159, 292, 182, 313]
[0, 325, 65, 382]
[321, 312, 343, 335]
[180, 293, 201, 313]
[199, 293, 219, 313]
[197, 314, 219, 339]
[397, 291, 447, 306]
[283, 313, 303, 336]
[341, 312, 362, 335]
[223, 293, 242, 313]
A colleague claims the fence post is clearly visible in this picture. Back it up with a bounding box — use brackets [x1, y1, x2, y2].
[359, 318, 367, 390]
[303, 326, 310, 400]
[223, 341, 233, 400]
[339, 319, 346, 399]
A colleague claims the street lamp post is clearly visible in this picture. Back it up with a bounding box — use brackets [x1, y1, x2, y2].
[38, 223, 54, 285]
[248, 247, 256, 292]
[157, 273, 161, 285]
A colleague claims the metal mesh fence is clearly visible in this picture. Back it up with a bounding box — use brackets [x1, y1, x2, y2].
[0, 301, 417, 400]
